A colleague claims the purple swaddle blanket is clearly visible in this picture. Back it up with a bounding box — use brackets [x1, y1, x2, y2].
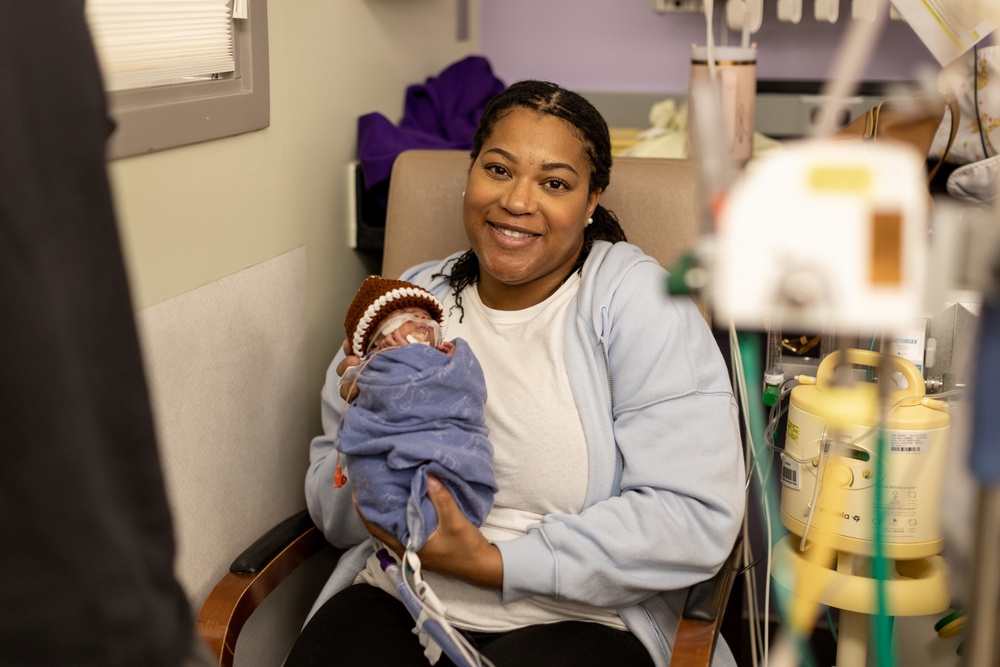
[338, 338, 497, 550]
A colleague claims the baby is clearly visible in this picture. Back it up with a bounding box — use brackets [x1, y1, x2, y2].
[342, 277, 447, 359]
[340, 277, 454, 389]
[336, 276, 496, 551]
[368, 306, 455, 356]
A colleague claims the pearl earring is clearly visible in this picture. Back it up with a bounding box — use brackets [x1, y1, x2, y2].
[586, 217, 593, 226]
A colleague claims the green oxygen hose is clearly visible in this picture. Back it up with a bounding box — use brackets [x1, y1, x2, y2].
[872, 426, 896, 667]
[737, 330, 816, 667]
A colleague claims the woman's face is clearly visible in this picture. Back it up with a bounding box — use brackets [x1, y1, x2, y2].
[463, 107, 601, 310]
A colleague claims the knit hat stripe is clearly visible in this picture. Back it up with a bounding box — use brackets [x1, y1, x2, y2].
[346, 278, 446, 358]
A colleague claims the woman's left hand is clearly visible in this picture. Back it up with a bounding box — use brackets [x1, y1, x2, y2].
[355, 476, 503, 589]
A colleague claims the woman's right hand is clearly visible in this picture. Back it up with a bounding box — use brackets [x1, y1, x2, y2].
[337, 339, 362, 402]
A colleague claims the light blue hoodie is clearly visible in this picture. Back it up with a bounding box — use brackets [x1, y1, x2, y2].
[306, 240, 745, 666]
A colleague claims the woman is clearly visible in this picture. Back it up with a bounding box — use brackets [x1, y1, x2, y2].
[293, 80, 746, 667]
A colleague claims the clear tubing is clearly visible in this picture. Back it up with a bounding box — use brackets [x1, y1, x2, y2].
[808, 0, 890, 139]
[376, 548, 492, 667]
[764, 319, 784, 385]
[820, 327, 837, 361]
[763, 320, 784, 408]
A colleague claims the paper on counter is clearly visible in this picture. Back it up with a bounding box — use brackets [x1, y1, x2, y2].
[892, 0, 997, 65]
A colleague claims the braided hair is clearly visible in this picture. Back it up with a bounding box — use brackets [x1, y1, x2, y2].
[435, 80, 627, 312]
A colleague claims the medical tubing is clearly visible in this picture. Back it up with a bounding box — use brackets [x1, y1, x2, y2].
[798, 432, 831, 551]
[703, 0, 715, 80]
[376, 548, 423, 616]
[873, 427, 896, 667]
[809, 0, 889, 138]
[375, 549, 490, 667]
[737, 331, 815, 665]
[736, 331, 803, 663]
[870, 351, 897, 667]
[764, 319, 784, 404]
[729, 326, 767, 666]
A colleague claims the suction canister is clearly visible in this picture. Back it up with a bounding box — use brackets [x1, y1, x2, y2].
[779, 349, 950, 560]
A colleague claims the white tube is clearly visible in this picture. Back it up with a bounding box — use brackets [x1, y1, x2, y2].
[809, 0, 890, 139]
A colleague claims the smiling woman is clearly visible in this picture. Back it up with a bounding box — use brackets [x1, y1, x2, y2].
[449, 80, 627, 313]
[463, 108, 601, 310]
[295, 81, 746, 667]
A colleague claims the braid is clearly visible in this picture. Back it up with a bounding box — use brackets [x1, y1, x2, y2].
[440, 81, 626, 317]
[431, 251, 478, 322]
[569, 204, 627, 276]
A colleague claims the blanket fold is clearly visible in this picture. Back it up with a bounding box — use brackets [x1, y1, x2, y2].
[338, 339, 496, 550]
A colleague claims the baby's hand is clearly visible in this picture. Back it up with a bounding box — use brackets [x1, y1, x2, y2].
[374, 328, 410, 350]
[336, 339, 361, 402]
[437, 340, 455, 356]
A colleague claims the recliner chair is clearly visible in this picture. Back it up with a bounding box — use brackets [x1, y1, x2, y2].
[196, 149, 743, 667]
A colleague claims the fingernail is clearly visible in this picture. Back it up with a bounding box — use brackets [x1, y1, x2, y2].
[428, 477, 442, 492]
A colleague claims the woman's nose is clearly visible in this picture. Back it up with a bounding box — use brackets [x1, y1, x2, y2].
[500, 178, 536, 215]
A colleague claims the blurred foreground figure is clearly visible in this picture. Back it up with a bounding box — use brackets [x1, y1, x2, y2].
[0, 3, 209, 665]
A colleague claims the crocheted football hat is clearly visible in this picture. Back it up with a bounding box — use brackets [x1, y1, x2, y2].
[344, 276, 446, 358]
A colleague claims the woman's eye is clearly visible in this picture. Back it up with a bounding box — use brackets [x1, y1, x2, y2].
[545, 179, 568, 190]
[485, 164, 509, 177]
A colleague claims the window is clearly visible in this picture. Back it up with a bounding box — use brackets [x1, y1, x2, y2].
[86, 0, 269, 159]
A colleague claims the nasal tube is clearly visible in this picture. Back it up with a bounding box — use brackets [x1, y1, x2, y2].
[371, 312, 442, 351]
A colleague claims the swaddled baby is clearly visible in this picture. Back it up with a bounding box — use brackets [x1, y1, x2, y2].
[337, 276, 497, 551]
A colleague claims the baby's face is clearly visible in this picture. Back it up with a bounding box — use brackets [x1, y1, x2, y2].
[371, 307, 437, 351]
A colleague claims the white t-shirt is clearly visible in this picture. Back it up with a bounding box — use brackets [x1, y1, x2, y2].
[358, 273, 626, 632]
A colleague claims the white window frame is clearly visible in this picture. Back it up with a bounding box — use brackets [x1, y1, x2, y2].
[104, 0, 270, 159]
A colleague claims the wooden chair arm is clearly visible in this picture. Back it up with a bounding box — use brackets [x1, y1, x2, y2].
[195, 512, 741, 667]
[195, 510, 333, 667]
[669, 535, 744, 667]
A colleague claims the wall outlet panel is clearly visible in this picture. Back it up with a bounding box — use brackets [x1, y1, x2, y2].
[652, 0, 704, 13]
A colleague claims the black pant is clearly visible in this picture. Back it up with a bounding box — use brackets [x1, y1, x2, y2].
[284, 583, 655, 667]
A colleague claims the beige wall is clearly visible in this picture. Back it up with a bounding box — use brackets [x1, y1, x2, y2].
[105, 2, 480, 662]
[111, 0, 479, 423]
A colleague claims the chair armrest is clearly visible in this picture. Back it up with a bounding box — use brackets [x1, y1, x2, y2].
[669, 535, 744, 667]
[195, 510, 333, 667]
[195, 513, 742, 667]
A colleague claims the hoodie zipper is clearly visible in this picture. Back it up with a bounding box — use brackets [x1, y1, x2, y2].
[599, 334, 613, 410]
[639, 600, 673, 662]
[598, 315, 624, 482]
[598, 306, 615, 412]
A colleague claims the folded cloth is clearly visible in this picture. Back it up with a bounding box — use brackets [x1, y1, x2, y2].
[338, 338, 497, 550]
[357, 55, 506, 194]
[947, 153, 1000, 205]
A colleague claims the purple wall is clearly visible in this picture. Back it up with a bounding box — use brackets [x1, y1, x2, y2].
[480, 0, 938, 93]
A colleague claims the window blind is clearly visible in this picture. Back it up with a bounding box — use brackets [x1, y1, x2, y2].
[85, 0, 235, 92]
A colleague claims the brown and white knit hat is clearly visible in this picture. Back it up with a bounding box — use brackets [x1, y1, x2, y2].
[344, 276, 446, 358]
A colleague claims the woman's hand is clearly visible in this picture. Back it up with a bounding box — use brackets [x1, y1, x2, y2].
[337, 339, 362, 402]
[356, 476, 503, 589]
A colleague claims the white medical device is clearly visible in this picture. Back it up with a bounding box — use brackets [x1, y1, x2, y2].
[711, 140, 930, 333]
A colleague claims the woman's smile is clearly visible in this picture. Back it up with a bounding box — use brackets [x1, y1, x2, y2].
[488, 221, 538, 242]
